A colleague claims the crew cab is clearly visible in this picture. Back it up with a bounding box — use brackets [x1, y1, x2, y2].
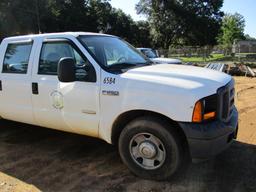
[137, 47, 182, 64]
[0, 32, 238, 180]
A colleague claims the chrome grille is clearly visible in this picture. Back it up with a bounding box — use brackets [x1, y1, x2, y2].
[217, 79, 235, 122]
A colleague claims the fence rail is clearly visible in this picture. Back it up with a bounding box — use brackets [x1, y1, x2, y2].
[156, 46, 256, 64]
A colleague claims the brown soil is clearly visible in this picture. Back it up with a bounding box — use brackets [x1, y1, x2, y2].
[0, 77, 256, 192]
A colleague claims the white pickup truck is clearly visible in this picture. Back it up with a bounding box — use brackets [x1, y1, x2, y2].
[0, 32, 238, 180]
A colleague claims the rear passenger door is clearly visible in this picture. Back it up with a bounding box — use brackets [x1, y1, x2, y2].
[0, 40, 35, 124]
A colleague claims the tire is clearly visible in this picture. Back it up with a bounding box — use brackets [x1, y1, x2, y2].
[118, 116, 185, 180]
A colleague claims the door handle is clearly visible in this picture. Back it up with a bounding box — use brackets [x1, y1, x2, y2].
[32, 82, 38, 95]
[0, 80, 2, 91]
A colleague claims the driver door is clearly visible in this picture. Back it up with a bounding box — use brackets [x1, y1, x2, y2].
[31, 38, 99, 137]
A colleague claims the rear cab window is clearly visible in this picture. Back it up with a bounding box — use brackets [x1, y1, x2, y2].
[2, 42, 33, 74]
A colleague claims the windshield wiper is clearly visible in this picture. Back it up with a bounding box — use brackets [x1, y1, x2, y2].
[107, 62, 152, 73]
[108, 63, 138, 69]
[106, 63, 138, 72]
[137, 61, 154, 65]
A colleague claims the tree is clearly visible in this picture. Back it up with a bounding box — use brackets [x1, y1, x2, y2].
[102, 8, 151, 47]
[136, 0, 224, 49]
[245, 34, 256, 40]
[133, 21, 152, 47]
[217, 13, 245, 54]
[0, 0, 150, 46]
[0, 0, 38, 37]
[0, 0, 64, 37]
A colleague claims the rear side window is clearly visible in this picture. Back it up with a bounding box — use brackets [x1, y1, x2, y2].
[2, 42, 33, 74]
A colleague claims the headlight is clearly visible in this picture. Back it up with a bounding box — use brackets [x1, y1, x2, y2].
[192, 94, 217, 123]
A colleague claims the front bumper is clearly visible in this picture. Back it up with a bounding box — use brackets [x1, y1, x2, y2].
[178, 107, 238, 159]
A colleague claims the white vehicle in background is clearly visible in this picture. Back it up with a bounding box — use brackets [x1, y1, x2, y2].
[137, 47, 182, 64]
[0, 32, 238, 180]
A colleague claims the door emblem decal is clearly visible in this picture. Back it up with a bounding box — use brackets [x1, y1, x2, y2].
[51, 91, 64, 109]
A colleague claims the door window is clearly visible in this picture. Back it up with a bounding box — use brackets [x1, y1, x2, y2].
[2, 42, 33, 74]
[38, 41, 94, 81]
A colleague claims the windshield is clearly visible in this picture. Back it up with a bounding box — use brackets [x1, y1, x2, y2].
[140, 49, 158, 58]
[78, 35, 151, 71]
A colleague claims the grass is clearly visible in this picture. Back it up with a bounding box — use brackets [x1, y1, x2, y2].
[176, 54, 228, 63]
[236, 53, 256, 55]
[174, 53, 256, 63]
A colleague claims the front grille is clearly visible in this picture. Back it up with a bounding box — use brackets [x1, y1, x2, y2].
[217, 79, 235, 122]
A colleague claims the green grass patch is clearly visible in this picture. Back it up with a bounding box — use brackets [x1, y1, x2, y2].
[236, 53, 256, 55]
[168, 53, 256, 63]
[177, 54, 228, 63]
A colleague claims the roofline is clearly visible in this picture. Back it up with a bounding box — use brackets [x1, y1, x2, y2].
[3, 32, 116, 41]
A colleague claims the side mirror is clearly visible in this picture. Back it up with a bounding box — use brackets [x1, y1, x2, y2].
[58, 57, 76, 82]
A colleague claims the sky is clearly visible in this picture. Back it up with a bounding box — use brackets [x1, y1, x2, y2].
[110, 0, 256, 38]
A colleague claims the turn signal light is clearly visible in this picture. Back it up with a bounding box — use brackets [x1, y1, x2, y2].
[192, 101, 203, 122]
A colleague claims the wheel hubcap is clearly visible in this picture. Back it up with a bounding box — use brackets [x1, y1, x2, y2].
[129, 133, 166, 170]
[139, 142, 157, 158]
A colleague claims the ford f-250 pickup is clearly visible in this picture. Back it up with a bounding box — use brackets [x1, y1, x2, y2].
[0, 32, 238, 180]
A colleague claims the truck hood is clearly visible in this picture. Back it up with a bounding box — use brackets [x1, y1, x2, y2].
[122, 64, 232, 98]
[151, 57, 182, 64]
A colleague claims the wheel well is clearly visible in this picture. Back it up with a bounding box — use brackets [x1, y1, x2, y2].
[111, 110, 189, 151]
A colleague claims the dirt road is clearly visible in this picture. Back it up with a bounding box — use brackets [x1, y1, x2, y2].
[0, 77, 256, 192]
[235, 77, 256, 145]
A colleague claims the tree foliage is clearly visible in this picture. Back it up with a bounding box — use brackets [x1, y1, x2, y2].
[136, 0, 224, 49]
[244, 34, 255, 41]
[1, 0, 247, 51]
[217, 13, 245, 53]
[0, 0, 152, 47]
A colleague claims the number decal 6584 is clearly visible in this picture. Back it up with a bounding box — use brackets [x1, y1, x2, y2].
[103, 77, 116, 84]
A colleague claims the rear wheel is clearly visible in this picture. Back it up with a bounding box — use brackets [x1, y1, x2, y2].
[118, 116, 186, 180]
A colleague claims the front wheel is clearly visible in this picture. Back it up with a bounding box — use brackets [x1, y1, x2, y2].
[118, 116, 185, 180]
